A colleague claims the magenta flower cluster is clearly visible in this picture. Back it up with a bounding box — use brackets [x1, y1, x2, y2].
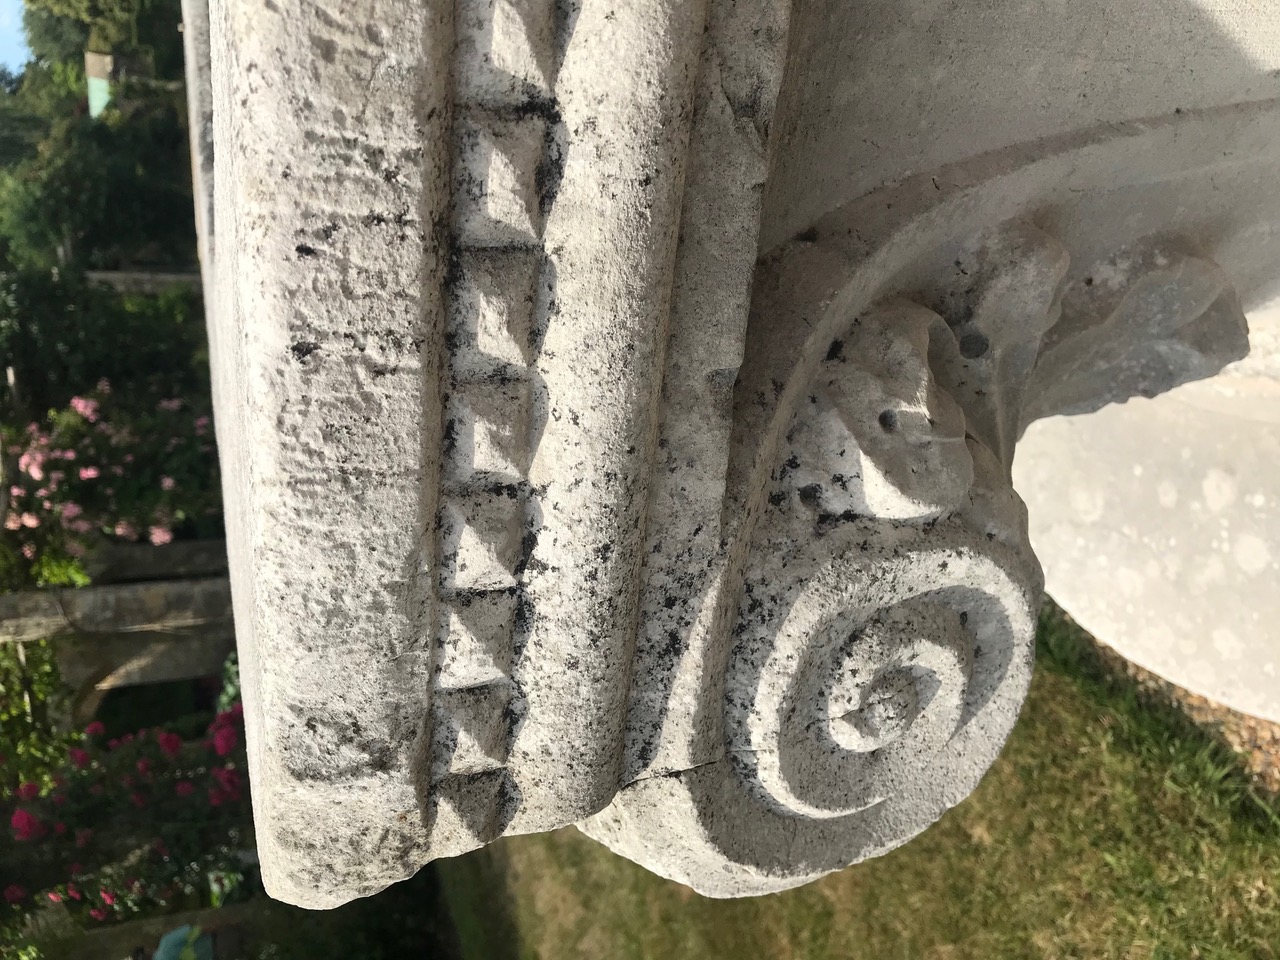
[3, 704, 247, 926]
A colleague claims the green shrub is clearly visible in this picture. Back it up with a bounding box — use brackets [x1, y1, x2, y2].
[0, 272, 209, 420]
[0, 640, 75, 796]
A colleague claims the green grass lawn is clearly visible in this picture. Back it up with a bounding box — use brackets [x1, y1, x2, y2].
[438, 607, 1280, 960]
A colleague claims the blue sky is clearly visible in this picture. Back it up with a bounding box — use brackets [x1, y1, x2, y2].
[0, 0, 30, 72]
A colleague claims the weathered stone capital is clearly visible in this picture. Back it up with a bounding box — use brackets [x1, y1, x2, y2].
[201, 0, 1280, 906]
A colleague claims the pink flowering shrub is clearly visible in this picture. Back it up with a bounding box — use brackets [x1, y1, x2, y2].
[1, 703, 250, 935]
[0, 381, 222, 588]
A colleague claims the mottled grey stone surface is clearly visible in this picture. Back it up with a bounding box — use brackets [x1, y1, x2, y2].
[198, 0, 1280, 908]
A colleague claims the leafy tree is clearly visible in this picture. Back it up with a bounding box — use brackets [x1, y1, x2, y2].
[133, 0, 185, 80]
[25, 0, 185, 79]
[21, 6, 91, 67]
[8, 61, 84, 130]
[23, 0, 92, 22]
[0, 272, 209, 421]
[23, 0, 128, 33]
[0, 101, 196, 272]
[0, 77, 50, 171]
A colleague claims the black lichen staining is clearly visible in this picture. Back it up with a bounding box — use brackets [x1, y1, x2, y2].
[958, 332, 990, 359]
[283, 707, 391, 782]
[441, 414, 458, 457]
[290, 340, 321, 362]
[536, 120, 566, 219]
[825, 338, 845, 362]
[309, 33, 337, 63]
[513, 593, 534, 637]
[295, 243, 319, 258]
[513, 530, 539, 578]
[798, 484, 824, 509]
[815, 509, 865, 531]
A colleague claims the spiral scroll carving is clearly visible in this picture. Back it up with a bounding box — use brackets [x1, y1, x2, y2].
[583, 206, 1256, 896]
[672, 226, 1060, 892]
[725, 520, 1036, 834]
[736, 587, 975, 820]
[582, 221, 1055, 896]
[726, 293, 1035, 829]
[719, 289, 1041, 866]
